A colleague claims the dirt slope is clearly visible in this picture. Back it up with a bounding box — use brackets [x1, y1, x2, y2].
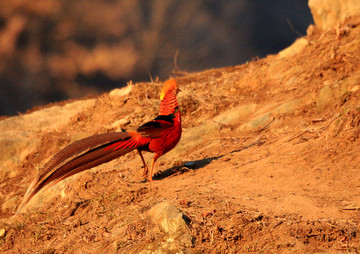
[1, 16, 360, 253]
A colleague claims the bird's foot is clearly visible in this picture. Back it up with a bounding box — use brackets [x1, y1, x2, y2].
[143, 167, 149, 177]
[139, 176, 152, 183]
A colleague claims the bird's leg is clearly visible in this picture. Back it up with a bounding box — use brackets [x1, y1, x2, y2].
[137, 149, 148, 176]
[148, 158, 155, 182]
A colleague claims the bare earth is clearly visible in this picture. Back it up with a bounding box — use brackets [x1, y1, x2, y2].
[1, 17, 360, 253]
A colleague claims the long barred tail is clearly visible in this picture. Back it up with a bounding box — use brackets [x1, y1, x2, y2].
[16, 132, 136, 214]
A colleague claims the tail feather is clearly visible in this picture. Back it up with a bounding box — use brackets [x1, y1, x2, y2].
[39, 132, 131, 181]
[16, 132, 138, 214]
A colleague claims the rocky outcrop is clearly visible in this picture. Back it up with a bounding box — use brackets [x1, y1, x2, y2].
[0, 99, 96, 180]
[309, 0, 360, 29]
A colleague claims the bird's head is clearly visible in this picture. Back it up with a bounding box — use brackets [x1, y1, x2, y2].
[160, 78, 179, 100]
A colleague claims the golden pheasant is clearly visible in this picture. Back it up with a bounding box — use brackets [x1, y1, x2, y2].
[16, 78, 181, 214]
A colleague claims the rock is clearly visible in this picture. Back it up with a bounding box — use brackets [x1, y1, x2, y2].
[213, 104, 257, 125]
[272, 100, 302, 115]
[278, 38, 309, 58]
[309, 0, 360, 30]
[110, 118, 130, 130]
[165, 119, 219, 159]
[0, 134, 38, 180]
[0, 99, 96, 133]
[0, 228, 5, 238]
[351, 85, 359, 93]
[109, 84, 133, 98]
[166, 99, 304, 157]
[70, 132, 92, 143]
[165, 104, 257, 158]
[316, 85, 335, 111]
[0, 99, 96, 180]
[148, 202, 193, 242]
[238, 113, 272, 131]
[316, 73, 360, 111]
[238, 100, 302, 131]
[141, 202, 194, 253]
[2, 195, 20, 212]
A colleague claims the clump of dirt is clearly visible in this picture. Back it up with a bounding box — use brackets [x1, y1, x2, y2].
[1, 16, 360, 253]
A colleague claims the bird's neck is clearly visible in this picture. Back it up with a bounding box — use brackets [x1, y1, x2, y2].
[159, 91, 179, 116]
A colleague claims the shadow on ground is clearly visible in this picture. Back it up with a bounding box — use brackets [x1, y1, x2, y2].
[154, 139, 265, 180]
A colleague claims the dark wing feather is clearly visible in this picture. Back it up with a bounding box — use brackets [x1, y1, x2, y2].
[154, 114, 175, 122]
[137, 118, 174, 138]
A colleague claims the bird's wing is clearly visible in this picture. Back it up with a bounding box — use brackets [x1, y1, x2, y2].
[136, 115, 175, 138]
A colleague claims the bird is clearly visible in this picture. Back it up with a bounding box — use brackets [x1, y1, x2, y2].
[16, 78, 182, 214]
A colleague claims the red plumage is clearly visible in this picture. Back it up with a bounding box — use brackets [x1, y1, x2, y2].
[16, 79, 181, 214]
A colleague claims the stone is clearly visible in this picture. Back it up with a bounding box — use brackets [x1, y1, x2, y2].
[309, 0, 360, 30]
[238, 100, 302, 131]
[165, 104, 257, 159]
[144, 201, 194, 252]
[0, 228, 5, 238]
[351, 86, 359, 93]
[2, 195, 20, 212]
[0, 99, 96, 180]
[70, 132, 91, 143]
[165, 119, 219, 159]
[110, 118, 130, 130]
[148, 202, 192, 237]
[213, 104, 257, 125]
[317, 85, 335, 111]
[109, 85, 133, 98]
[238, 113, 271, 131]
[316, 73, 360, 111]
[278, 38, 309, 58]
[0, 134, 38, 180]
[272, 100, 302, 115]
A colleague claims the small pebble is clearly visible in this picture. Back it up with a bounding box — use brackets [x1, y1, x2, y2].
[0, 228, 6, 237]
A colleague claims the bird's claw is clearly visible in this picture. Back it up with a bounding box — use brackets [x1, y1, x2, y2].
[143, 167, 149, 176]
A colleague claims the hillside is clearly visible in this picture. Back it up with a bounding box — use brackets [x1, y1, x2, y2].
[1, 6, 360, 254]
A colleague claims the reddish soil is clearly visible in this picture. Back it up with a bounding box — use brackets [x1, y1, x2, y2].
[1, 17, 360, 253]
